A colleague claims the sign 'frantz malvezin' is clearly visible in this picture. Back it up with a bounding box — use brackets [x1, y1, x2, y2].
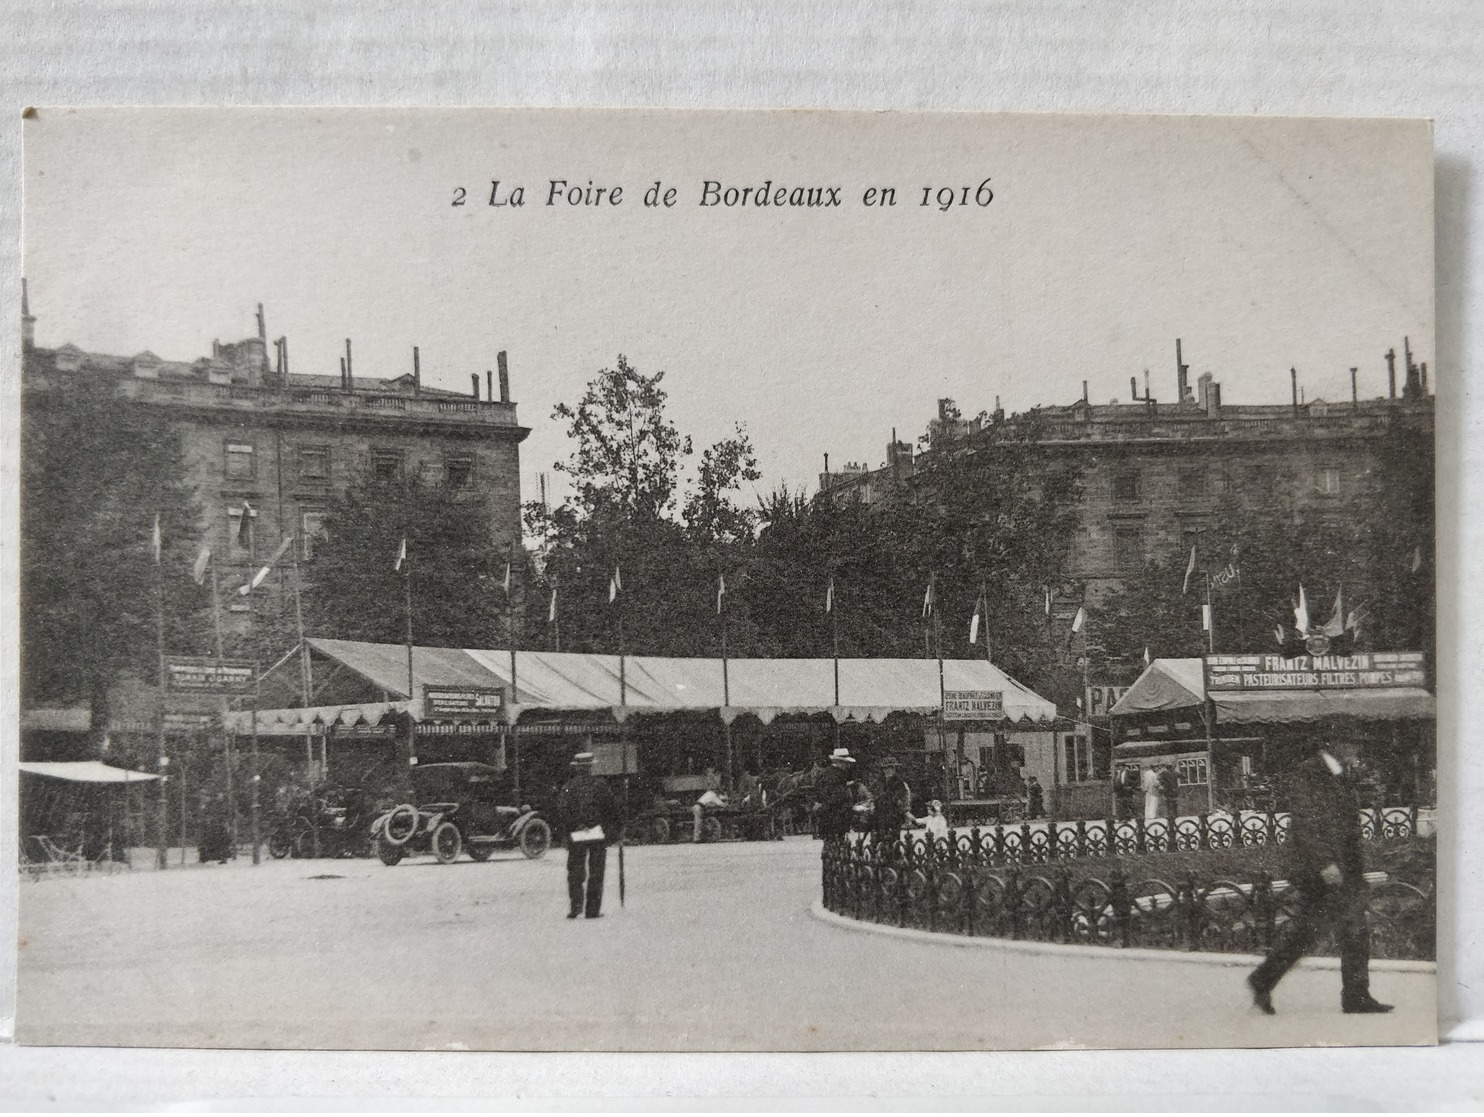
[165, 657, 256, 694]
[943, 690, 1005, 720]
[422, 684, 506, 719]
[1204, 652, 1426, 691]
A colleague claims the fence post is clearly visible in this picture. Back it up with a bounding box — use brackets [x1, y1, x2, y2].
[1075, 818, 1087, 860]
[1197, 811, 1210, 851]
[1005, 867, 1022, 940]
[1134, 814, 1146, 854]
[1253, 871, 1274, 952]
[1109, 865, 1131, 948]
[970, 825, 983, 864]
[1055, 868, 1073, 943]
[1180, 875, 1199, 952]
[992, 820, 1005, 864]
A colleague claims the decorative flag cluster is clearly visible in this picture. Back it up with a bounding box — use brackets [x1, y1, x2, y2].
[238, 535, 295, 595]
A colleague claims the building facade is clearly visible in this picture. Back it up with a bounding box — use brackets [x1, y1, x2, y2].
[22, 290, 530, 637]
[819, 342, 1434, 599]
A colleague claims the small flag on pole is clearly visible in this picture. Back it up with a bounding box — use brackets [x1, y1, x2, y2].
[1044, 585, 1053, 616]
[716, 572, 726, 615]
[238, 535, 295, 595]
[548, 584, 558, 623]
[1143, 645, 1151, 668]
[1071, 606, 1087, 634]
[394, 537, 407, 572]
[1273, 624, 1286, 646]
[151, 514, 162, 564]
[1320, 588, 1346, 638]
[192, 543, 213, 586]
[922, 579, 935, 619]
[237, 502, 254, 548]
[824, 577, 834, 614]
[1182, 545, 1197, 594]
[968, 595, 982, 646]
[1410, 546, 1423, 574]
[609, 565, 622, 604]
[1201, 604, 1212, 632]
[1293, 584, 1310, 636]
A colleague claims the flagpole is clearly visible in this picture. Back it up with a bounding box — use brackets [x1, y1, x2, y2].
[402, 544, 416, 789]
[249, 660, 261, 865]
[209, 563, 237, 853]
[153, 518, 169, 870]
[293, 544, 315, 781]
[506, 542, 519, 793]
[830, 579, 841, 755]
[719, 564, 733, 786]
[931, 574, 951, 802]
[1205, 572, 1215, 654]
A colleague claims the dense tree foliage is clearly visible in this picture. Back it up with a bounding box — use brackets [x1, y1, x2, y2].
[21, 391, 201, 727]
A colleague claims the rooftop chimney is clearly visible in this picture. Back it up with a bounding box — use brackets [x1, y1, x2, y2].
[1350, 367, 1358, 408]
[487, 368, 494, 402]
[1143, 369, 1150, 401]
[470, 373, 480, 399]
[497, 350, 510, 403]
[1402, 336, 1423, 399]
[1081, 380, 1089, 403]
[339, 356, 348, 390]
[1291, 367, 1299, 414]
[1420, 361, 1429, 395]
[1130, 376, 1138, 402]
[412, 346, 421, 398]
[1176, 338, 1190, 404]
[1208, 381, 1221, 416]
[344, 339, 353, 388]
[1386, 348, 1397, 399]
[1197, 371, 1213, 412]
[256, 303, 266, 343]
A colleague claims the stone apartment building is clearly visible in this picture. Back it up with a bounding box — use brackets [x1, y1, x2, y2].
[21, 286, 530, 638]
[819, 340, 1435, 602]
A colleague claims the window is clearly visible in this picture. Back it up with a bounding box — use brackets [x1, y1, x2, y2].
[1112, 469, 1140, 501]
[1063, 734, 1093, 783]
[298, 445, 330, 482]
[1314, 466, 1341, 495]
[1176, 756, 1209, 786]
[1177, 467, 1208, 499]
[225, 441, 256, 481]
[445, 456, 474, 488]
[227, 503, 256, 559]
[371, 449, 404, 483]
[1112, 525, 1143, 571]
[301, 510, 327, 560]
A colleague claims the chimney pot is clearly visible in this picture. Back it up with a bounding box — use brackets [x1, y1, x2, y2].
[345, 338, 353, 384]
[1291, 367, 1299, 413]
[1386, 348, 1397, 400]
[497, 350, 511, 403]
[471, 373, 480, 399]
[412, 346, 421, 398]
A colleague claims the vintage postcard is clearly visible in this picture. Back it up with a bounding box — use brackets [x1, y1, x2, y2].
[15, 108, 1437, 1050]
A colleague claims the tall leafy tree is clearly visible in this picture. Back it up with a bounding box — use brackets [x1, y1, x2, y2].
[21, 390, 201, 731]
[305, 478, 512, 650]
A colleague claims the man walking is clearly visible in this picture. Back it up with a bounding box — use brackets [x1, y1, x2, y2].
[556, 752, 622, 920]
[1248, 741, 1392, 1015]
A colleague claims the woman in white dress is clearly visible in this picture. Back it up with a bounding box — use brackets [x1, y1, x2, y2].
[1142, 765, 1163, 820]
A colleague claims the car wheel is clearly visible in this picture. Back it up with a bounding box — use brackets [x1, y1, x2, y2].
[467, 842, 494, 862]
[290, 821, 315, 859]
[382, 804, 419, 846]
[701, 816, 724, 843]
[431, 821, 463, 864]
[519, 819, 552, 860]
[268, 829, 293, 859]
[375, 836, 404, 866]
[651, 817, 671, 844]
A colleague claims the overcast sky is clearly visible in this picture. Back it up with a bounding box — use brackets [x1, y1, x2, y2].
[24, 109, 1434, 512]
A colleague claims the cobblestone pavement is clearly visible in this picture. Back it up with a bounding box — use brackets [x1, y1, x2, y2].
[16, 836, 1434, 1050]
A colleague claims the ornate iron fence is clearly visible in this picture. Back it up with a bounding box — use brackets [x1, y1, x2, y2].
[890, 806, 1419, 866]
[820, 833, 1435, 961]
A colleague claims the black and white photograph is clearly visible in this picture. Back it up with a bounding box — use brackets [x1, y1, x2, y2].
[15, 107, 1438, 1052]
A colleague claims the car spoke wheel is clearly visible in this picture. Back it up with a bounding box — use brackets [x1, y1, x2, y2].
[431, 821, 463, 864]
[375, 836, 404, 866]
[268, 829, 293, 859]
[519, 819, 552, 860]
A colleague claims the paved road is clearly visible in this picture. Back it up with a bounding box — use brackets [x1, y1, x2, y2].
[16, 837, 1434, 1050]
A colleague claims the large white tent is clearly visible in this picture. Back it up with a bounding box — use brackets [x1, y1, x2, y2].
[230, 637, 1058, 735]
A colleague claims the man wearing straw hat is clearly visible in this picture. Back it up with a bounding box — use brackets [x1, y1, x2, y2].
[556, 751, 622, 920]
[812, 747, 858, 843]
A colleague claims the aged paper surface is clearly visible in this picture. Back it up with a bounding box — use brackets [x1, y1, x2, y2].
[17, 108, 1437, 1051]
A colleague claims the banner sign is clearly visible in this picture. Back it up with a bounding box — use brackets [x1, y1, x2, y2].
[1085, 685, 1131, 719]
[1204, 651, 1426, 691]
[162, 711, 215, 732]
[165, 657, 256, 694]
[422, 684, 505, 719]
[943, 690, 1005, 721]
[333, 723, 399, 740]
[513, 722, 622, 737]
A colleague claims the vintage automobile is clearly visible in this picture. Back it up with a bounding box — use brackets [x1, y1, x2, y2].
[369, 761, 551, 866]
[269, 784, 374, 859]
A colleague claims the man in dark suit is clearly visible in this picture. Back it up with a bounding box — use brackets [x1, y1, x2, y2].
[870, 754, 912, 846]
[1248, 741, 1392, 1015]
[556, 752, 622, 920]
[812, 747, 857, 843]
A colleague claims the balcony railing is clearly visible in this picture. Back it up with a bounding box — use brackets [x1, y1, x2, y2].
[114, 379, 519, 426]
